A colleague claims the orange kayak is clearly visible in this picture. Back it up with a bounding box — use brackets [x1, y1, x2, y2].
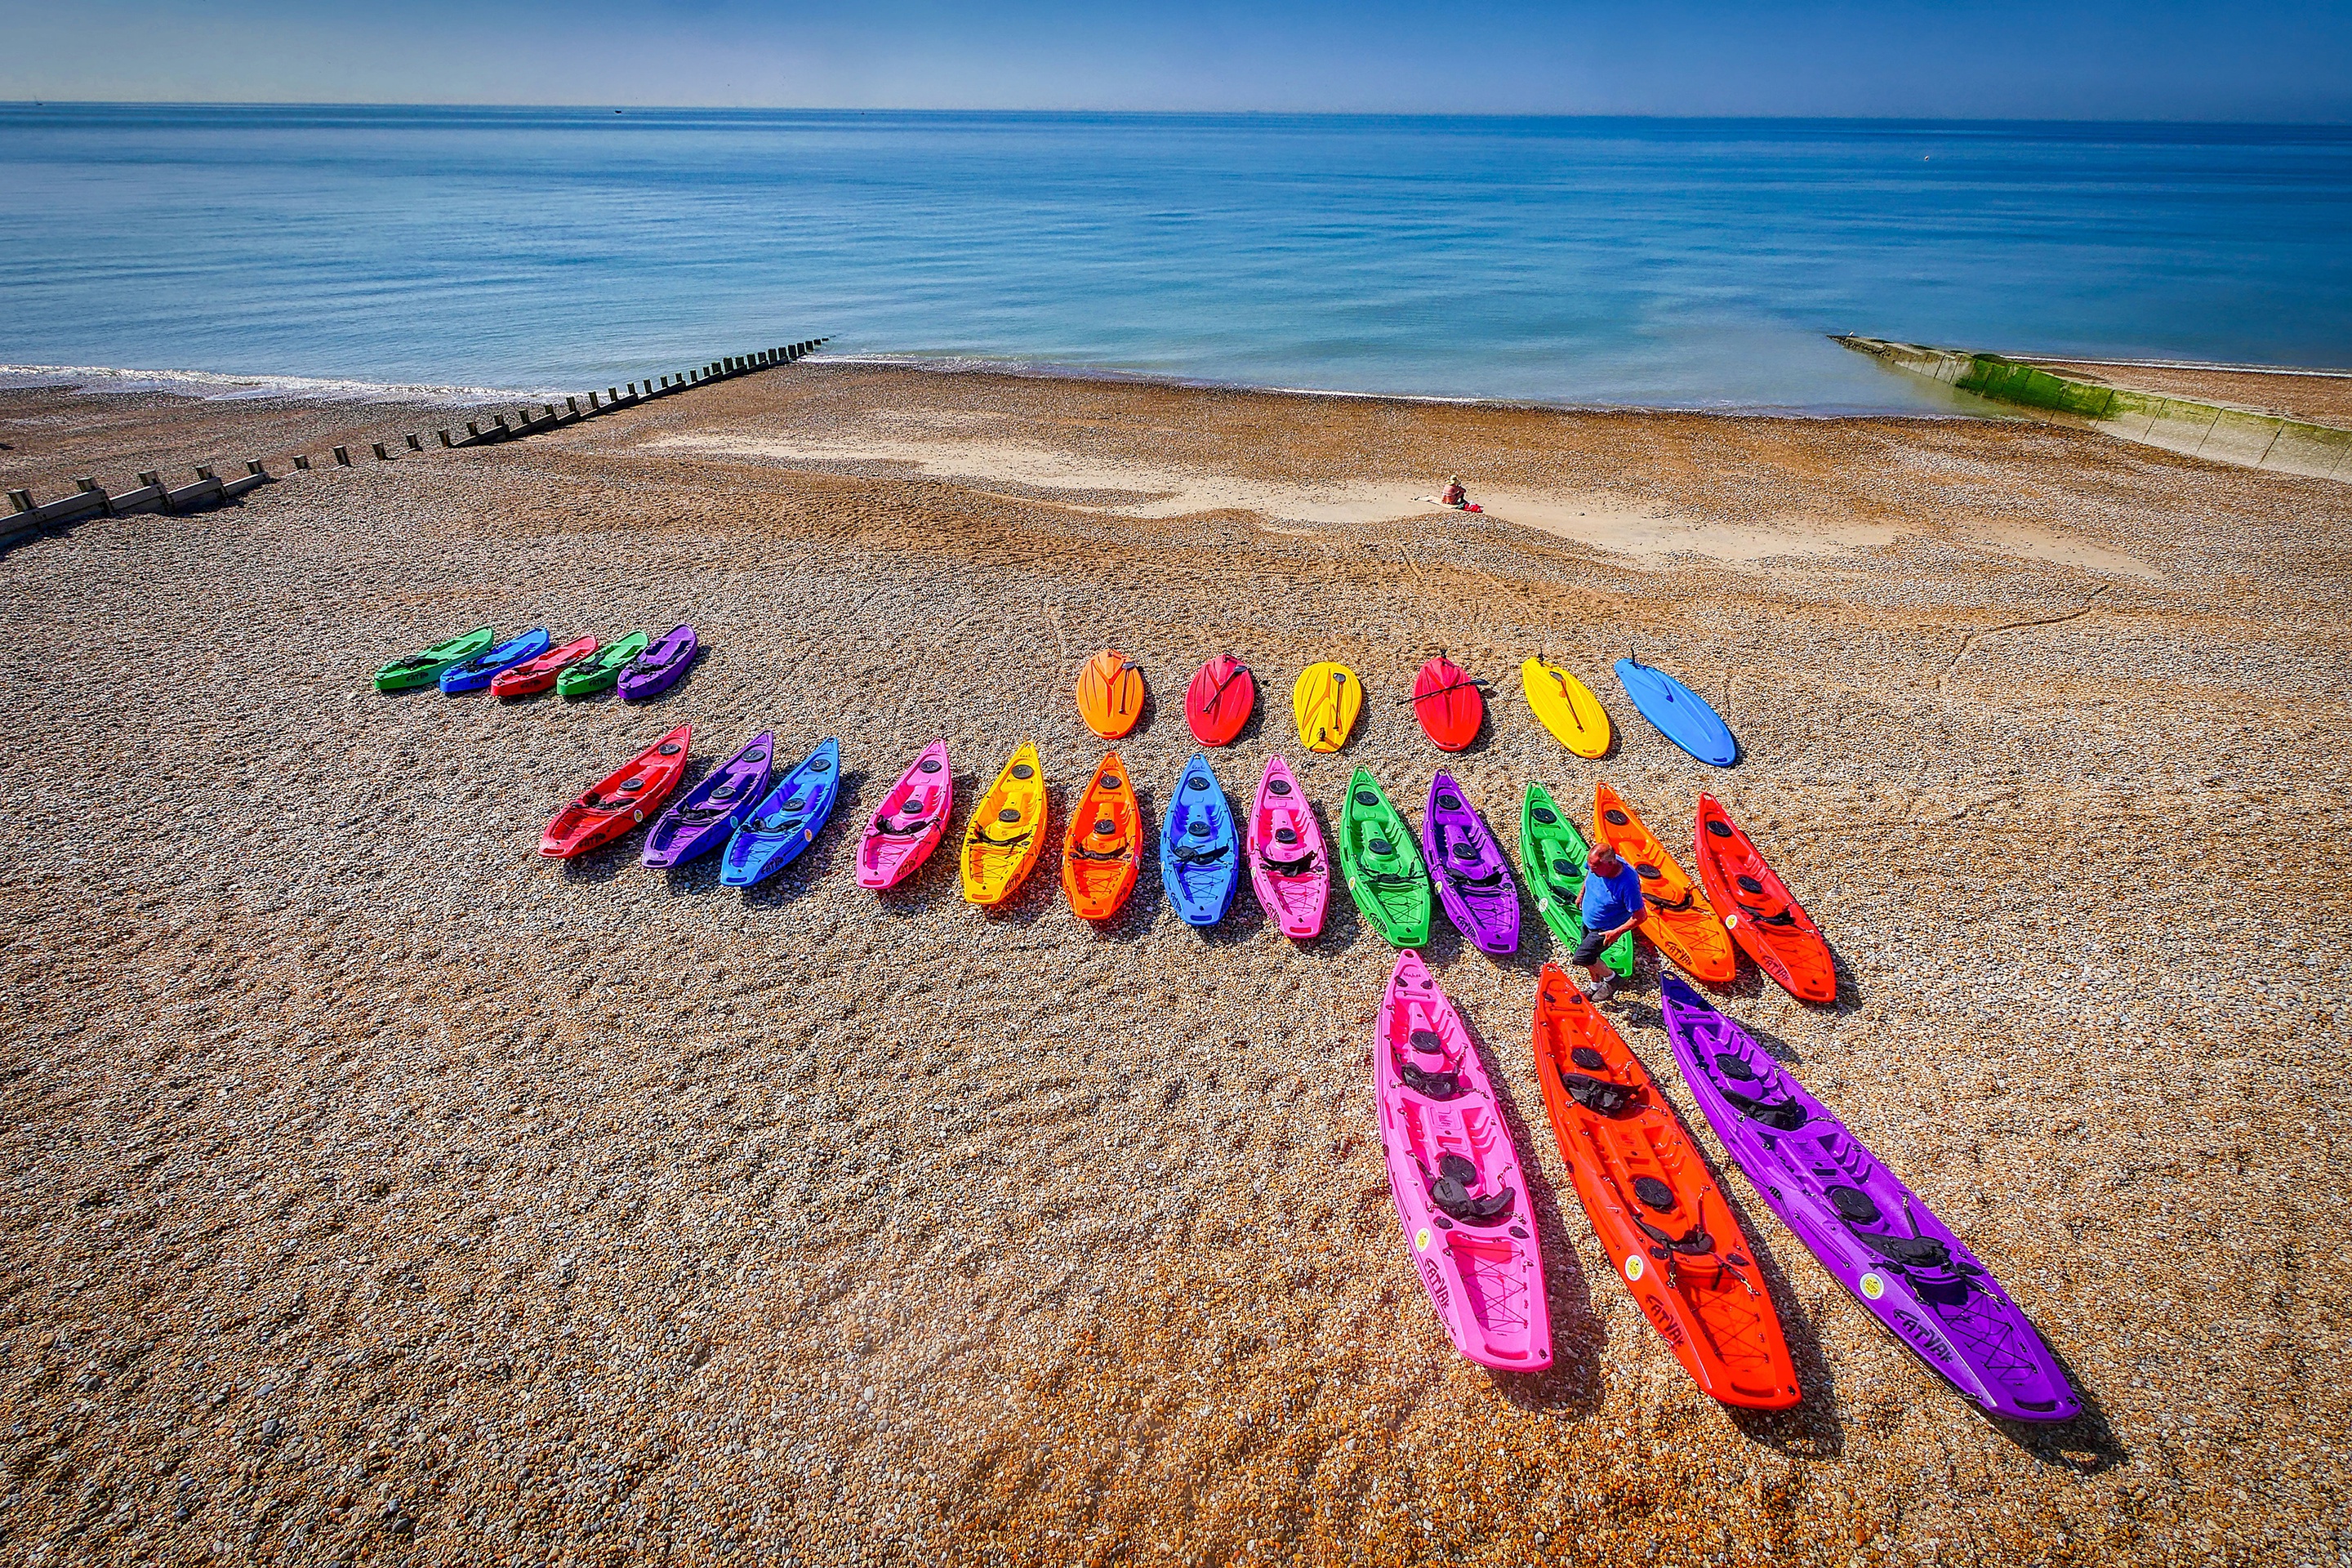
[1693, 793, 1838, 1004]
[1592, 782, 1735, 983]
[1062, 751, 1143, 920]
[1531, 965, 1800, 1410]
[1076, 649, 1145, 739]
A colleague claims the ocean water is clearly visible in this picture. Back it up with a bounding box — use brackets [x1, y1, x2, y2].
[2, 106, 2348, 411]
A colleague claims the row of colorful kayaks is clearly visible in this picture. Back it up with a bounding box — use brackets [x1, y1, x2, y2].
[1088, 648, 1738, 767]
[536, 726, 1821, 991]
[371, 624, 699, 700]
[1380, 951, 2079, 1423]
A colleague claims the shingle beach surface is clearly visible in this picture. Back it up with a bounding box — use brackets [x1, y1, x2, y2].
[2, 365, 2348, 1566]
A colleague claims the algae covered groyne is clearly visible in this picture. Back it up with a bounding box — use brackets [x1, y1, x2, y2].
[1837, 335, 2352, 482]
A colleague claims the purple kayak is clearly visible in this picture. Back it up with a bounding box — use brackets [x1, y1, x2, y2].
[618, 623, 698, 701]
[1422, 773, 1518, 957]
[641, 731, 773, 869]
[1659, 975, 2079, 1423]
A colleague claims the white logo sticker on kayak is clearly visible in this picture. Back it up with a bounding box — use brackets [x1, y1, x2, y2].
[1624, 1255, 1645, 1283]
[1724, 912, 1739, 929]
[1414, 1227, 1432, 1252]
[1860, 1272, 1885, 1300]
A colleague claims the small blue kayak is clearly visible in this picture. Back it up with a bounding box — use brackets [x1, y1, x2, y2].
[439, 627, 550, 693]
[1615, 656, 1739, 767]
[719, 738, 841, 888]
[1160, 752, 1240, 925]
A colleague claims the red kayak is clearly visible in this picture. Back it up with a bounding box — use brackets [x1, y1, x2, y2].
[1184, 654, 1255, 746]
[541, 724, 692, 858]
[1691, 793, 1837, 1003]
[1411, 655, 1483, 752]
[492, 635, 599, 699]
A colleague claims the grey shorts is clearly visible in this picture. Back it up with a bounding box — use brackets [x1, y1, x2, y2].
[1570, 929, 1615, 968]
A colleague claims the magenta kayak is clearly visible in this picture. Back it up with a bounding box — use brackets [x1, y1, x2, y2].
[1246, 754, 1327, 938]
[1373, 950, 1550, 1371]
[857, 740, 953, 889]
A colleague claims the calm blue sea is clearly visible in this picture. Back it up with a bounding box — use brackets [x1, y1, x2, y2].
[2, 106, 2348, 411]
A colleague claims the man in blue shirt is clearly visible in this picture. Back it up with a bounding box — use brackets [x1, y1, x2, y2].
[1574, 841, 1647, 1003]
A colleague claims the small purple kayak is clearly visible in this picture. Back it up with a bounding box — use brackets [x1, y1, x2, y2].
[618, 624, 698, 701]
[1659, 976, 2079, 1423]
[1422, 773, 1518, 956]
[641, 731, 773, 869]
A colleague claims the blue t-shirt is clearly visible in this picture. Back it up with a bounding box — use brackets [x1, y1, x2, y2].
[1580, 862, 1646, 933]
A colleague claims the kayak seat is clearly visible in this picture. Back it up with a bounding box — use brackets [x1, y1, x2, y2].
[1171, 843, 1232, 866]
[1860, 1232, 1955, 1273]
[1450, 867, 1508, 889]
[1397, 1058, 1459, 1100]
[1068, 844, 1132, 862]
[1261, 849, 1320, 877]
[1430, 1171, 1515, 1225]
[972, 827, 1034, 849]
[875, 814, 938, 837]
[1632, 1211, 1716, 1256]
[1570, 1046, 1608, 1071]
[1407, 1028, 1446, 1056]
[1561, 1068, 1636, 1117]
[1720, 1085, 1808, 1133]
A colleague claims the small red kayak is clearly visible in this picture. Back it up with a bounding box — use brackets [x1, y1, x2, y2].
[1412, 655, 1483, 752]
[1691, 793, 1837, 1003]
[540, 724, 692, 858]
[492, 635, 599, 699]
[1185, 654, 1255, 746]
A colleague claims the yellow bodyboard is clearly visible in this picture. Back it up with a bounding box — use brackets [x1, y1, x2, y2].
[963, 743, 1048, 906]
[1292, 662, 1363, 753]
[1521, 658, 1612, 759]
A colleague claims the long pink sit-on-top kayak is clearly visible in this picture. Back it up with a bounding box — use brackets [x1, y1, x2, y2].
[857, 740, 953, 889]
[1247, 754, 1327, 938]
[1373, 951, 1552, 1371]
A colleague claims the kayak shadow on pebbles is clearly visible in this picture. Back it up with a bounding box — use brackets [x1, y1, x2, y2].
[737, 768, 867, 909]
[1456, 1005, 1606, 1416]
[1989, 1352, 2127, 1472]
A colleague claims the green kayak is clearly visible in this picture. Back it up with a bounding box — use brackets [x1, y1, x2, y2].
[1339, 767, 1432, 949]
[1520, 780, 1634, 978]
[557, 630, 649, 697]
[373, 626, 494, 692]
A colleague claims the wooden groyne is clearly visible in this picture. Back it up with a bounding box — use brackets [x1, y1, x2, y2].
[2, 337, 830, 550]
[1835, 335, 2352, 483]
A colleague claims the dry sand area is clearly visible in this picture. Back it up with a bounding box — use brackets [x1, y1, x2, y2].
[3, 363, 2350, 1566]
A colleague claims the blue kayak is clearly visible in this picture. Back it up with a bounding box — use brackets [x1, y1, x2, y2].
[439, 626, 550, 693]
[1160, 752, 1240, 925]
[1614, 657, 1739, 768]
[719, 738, 841, 888]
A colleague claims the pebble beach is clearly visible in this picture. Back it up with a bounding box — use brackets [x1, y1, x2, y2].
[2, 362, 2348, 1566]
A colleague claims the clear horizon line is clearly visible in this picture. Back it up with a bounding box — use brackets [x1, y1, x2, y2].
[3, 99, 2350, 127]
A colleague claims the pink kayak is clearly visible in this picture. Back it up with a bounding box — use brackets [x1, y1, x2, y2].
[1246, 754, 1328, 938]
[1373, 951, 1551, 1371]
[856, 740, 952, 889]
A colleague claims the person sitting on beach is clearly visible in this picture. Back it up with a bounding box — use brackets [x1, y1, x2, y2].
[1575, 842, 1647, 1003]
[1440, 474, 1469, 508]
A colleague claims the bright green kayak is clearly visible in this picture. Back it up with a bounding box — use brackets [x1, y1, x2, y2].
[373, 626, 494, 692]
[1520, 780, 1634, 978]
[557, 630, 648, 697]
[1339, 767, 1432, 949]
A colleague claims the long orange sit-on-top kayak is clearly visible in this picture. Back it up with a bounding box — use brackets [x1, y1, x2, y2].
[1591, 781, 1735, 984]
[1531, 964, 1801, 1409]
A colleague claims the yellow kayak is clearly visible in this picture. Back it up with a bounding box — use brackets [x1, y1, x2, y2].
[1292, 662, 1364, 752]
[963, 743, 1048, 906]
[1521, 657, 1612, 758]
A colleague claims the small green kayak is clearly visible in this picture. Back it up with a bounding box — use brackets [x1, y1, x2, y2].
[557, 630, 648, 697]
[373, 626, 494, 692]
[1339, 767, 1432, 949]
[1520, 780, 1634, 978]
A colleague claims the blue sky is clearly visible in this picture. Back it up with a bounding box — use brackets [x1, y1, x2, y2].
[2, 1, 2347, 118]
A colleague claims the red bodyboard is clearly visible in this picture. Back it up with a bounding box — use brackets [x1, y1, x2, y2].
[1412, 656, 1482, 752]
[1184, 655, 1255, 746]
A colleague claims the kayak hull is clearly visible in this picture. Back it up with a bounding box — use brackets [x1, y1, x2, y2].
[540, 724, 693, 858]
[1374, 951, 1550, 1371]
[1160, 753, 1239, 926]
[1661, 977, 2078, 1423]
[719, 738, 841, 888]
[858, 741, 954, 890]
[1338, 768, 1432, 949]
[1246, 754, 1327, 939]
[1062, 751, 1142, 920]
[1694, 793, 1838, 1003]
[1519, 782, 1634, 978]
[1423, 773, 1519, 956]
[643, 731, 774, 869]
[618, 623, 698, 701]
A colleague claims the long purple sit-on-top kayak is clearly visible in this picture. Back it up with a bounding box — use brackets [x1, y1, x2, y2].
[1659, 975, 2079, 1423]
[641, 732, 773, 869]
[618, 623, 698, 700]
[1422, 773, 1518, 956]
